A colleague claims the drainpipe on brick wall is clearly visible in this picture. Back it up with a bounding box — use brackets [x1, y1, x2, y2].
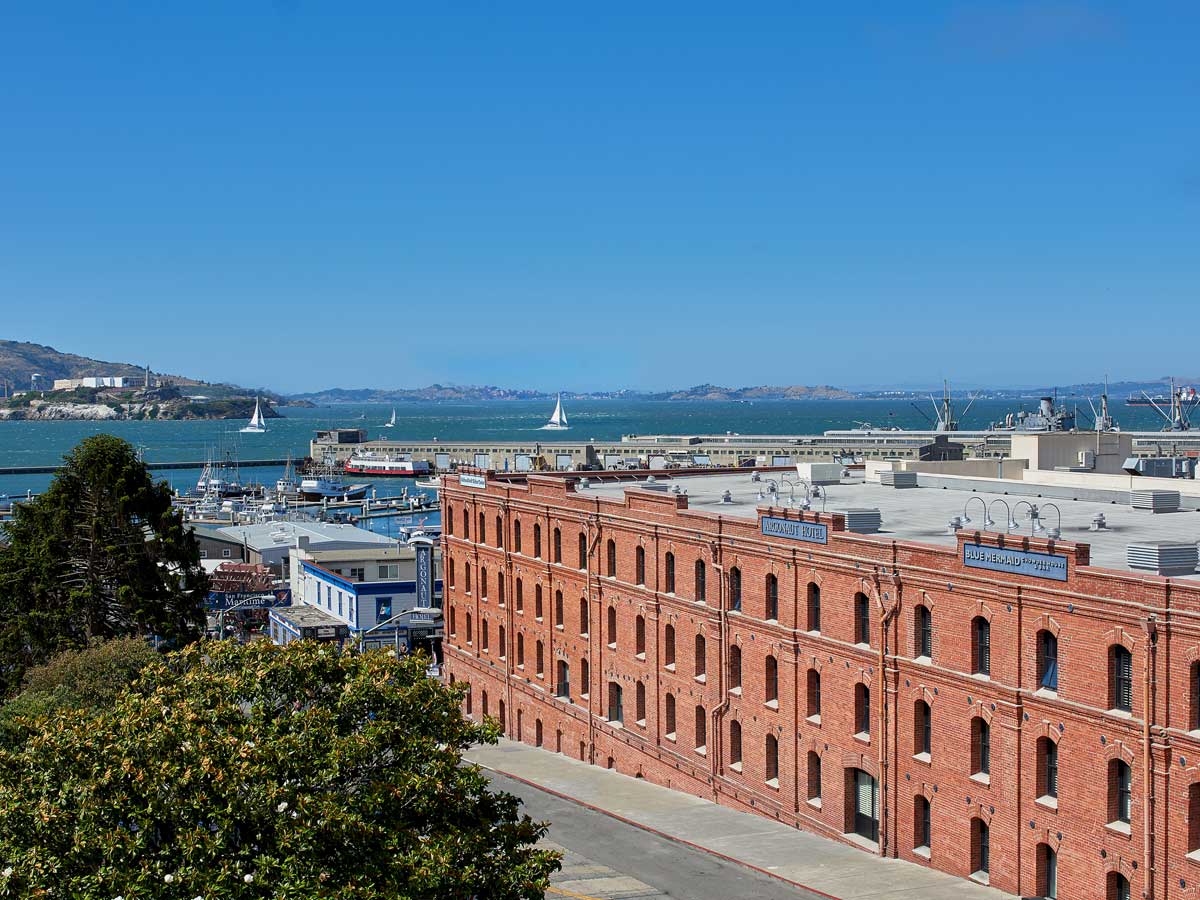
[585, 513, 601, 766]
[874, 569, 898, 858]
[1143, 613, 1158, 900]
[711, 532, 728, 786]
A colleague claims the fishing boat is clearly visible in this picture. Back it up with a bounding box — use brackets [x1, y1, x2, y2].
[299, 456, 371, 501]
[382, 408, 396, 428]
[343, 451, 429, 477]
[240, 397, 268, 433]
[275, 455, 300, 499]
[542, 394, 569, 430]
[414, 475, 442, 490]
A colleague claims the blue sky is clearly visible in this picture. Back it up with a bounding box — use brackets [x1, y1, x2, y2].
[1, 2, 1196, 393]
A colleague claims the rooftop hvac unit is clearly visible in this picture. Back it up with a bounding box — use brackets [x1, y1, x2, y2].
[879, 471, 918, 488]
[1127, 542, 1198, 576]
[1124, 457, 1197, 479]
[1130, 490, 1181, 513]
[842, 508, 882, 533]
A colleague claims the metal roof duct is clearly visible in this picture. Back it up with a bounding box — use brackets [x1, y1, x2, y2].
[1130, 490, 1181, 513]
[842, 508, 882, 533]
[1127, 542, 1198, 576]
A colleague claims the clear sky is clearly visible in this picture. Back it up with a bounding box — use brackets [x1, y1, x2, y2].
[1, 2, 1196, 393]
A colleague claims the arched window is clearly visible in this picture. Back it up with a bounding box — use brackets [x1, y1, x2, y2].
[498, 624, 506, 659]
[515, 577, 524, 612]
[478, 512, 486, 544]
[807, 751, 822, 802]
[1038, 630, 1058, 691]
[607, 682, 623, 723]
[636, 681, 646, 723]
[694, 634, 706, 680]
[855, 683, 871, 738]
[580, 658, 590, 697]
[1108, 873, 1130, 900]
[972, 716, 990, 776]
[495, 515, 503, 548]
[729, 644, 742, 692]
[535, 584, 543, 619]
[607, 606, 617, 647]
[765, 734, 779, 784]
[465, 612, 473, 645]
[729, 720, 742, 768]
[971, 818, 990, 879]
[463, 507, 470, 539]
[1037, 736, 1058, 800]
[765, 655, 778, 705]
[579, 597, 589, 636]
[694, 705, 707, 752]
[481, 620, 489, 652]
[1110, 645, 1132, 712]
[728, 567, 742, 612]
[464, 564, 472, 594]
[915, 605, 932, 659]
[535, 640, 544, 677]
[806, 582, 821, 632]
[914, 795, 931, 852]
[556, 660, 570, 699]
[447, 507, 455, 535]
[1188, 783, 1200, 853]
[481, 690, 488, 717]
[664, 693, 676, 737]
[665, 552, 676, 593]
[855, 592, 871, 646]
[533, 523, 542, 558]
[606, 539, 617, 577]
[480, 567, 488, 599]
[1109, 759, 1131, 825]
[1037, 843, 1057, 900]
[578, 532, 587, 568]
[448, 559, 456, 589]
[554, 590, 564, 628]
[972, 617, 991, 676]
[664, 624, 676, 668]
[635, 615, 646, 656]
[695, 560, 707, 603]
[449, 605, 457, 636]
[553, 527, 561, 563]
[513, 519, 522, 553]
[516, 632, 524, 667]
[1191, 661, 1200, 731]
[497, 577, 505, 607]
[765, 573, 778, 621]
[635, 546, 646, 585]
[806, 669, 821, 719]
[914, 700, 931, 757]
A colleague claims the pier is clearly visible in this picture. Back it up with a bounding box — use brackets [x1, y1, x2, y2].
[0, 458, 294, 476]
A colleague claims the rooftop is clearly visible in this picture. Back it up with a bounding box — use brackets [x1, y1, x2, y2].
[575, 471, 1200, 578]
[217, 520, 397, 551]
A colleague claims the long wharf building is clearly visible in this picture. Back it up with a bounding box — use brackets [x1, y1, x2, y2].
[443, 466, 1200, 900]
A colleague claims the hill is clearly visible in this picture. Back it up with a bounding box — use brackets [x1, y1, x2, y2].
[0, 340, 155, 390]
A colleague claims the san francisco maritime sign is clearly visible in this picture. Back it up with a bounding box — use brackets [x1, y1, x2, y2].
[962, 543, 1068, 581]
[761, 516, 828, 544]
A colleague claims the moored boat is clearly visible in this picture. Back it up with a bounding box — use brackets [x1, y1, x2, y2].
[343, 451, 430, 477]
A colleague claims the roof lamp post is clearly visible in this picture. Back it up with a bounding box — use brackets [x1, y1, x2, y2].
[961, 496, 992, 530]
[1012, 501, 1061, 539]
[987, 498, 1019, 532]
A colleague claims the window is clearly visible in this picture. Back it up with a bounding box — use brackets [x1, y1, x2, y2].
[481, 690, 488, 717]
[807, 751, 822, 803]
[462, 507, 469, 539]
[447, 507, 455, 536]
[1038, 843, 1057, 900]
[664, 625, 676, 668]
[556, 660, 570, 700]
[1038, 631, 1058, 691]
[765, 655, 778, 705]
[1111, 645, 1133, 712]
[497, 578, 505, 607]
[554, 590, 564, 628]
[580, 659, 589, 697]
[694, 705, 707, 753]
[479, 512, 486, 545]
[914, 795, 931, 853]
[465, 612, 473, 645]
[450, 606, 457, 637]
[481, 621, 489, 652]
[480, 568, 488, 599]
[498, 624, 506, 659]
[514, 519, 521, 553]
[635, 615, 646, 656]
[665, 552, 676, 593]
[578, 532, 587, 569]
[765, 735, 779, 785]
[536, 641, 544, 678]
[914, 700, 931, 758]
[533, 523, 542, 558]
[694, 634, 706, 681]
[1191, 662, 1200, 731]
[378, 564, 400, 580]
[606, 606, 617, 647]
[665, 693, 676, 738]
[1038, 737, 1058, 801]
[1110, 759, 1131, 826]
[1108, 873, 1130, 900]
[1188, 783, 1200, 854]
[608, 682, 623, 724]
[464, 565, 472, 594]
[729, 645, 742, 692]
[606, 540, 616, 577]
[855, 684, 871, 739]
[515, 577, 523, 612]
[495, 515, 503, 548]
[579, 597, 589, 636]
[695, 560, 706, 603]
[636, 682, 646, 724]
[851, 769, 878, 842]
[553, 527, 561, 563]
[349, 567, 366, 581]
[855, 593, 871, 646]
[448, 559, 456, 589]
[971, 818, 990, 881]
[376, 597, 392, 621]
[729, 720, 742, 768]
[806, 582, 821, 632]
[915, 605, 932, 659]
[516, 633, 524, 667]
[972, 717, 990, 777]
[635, 546, 645, 585]
[806, 669, 821, 719]
[535, 584, 543, 619]
[728, 567, 742, 612]
[765, 573, 778, 621]
[972, 617, 991, 676]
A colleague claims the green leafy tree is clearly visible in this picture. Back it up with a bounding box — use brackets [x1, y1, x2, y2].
[0, 434, 205, 693]
[0, 640, 559, 899]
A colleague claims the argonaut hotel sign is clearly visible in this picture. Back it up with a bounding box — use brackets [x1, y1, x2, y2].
[761, 516, 828, 544]
[962, 543, 1068, 581]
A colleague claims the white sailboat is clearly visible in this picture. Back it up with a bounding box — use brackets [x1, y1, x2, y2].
[383, 408, 396, 428]
[240, 397, 268, 433]
[542, 393, 569, 430]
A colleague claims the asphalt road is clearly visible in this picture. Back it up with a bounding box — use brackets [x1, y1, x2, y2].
[486, 771, 830, 900]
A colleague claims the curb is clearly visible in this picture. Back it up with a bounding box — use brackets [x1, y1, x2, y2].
[474, 760, 844, 900]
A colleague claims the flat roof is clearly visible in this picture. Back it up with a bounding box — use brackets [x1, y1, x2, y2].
[576, 472, 1200, 578]
[272, 603, 347, 628]
[218, 521, 397, 551]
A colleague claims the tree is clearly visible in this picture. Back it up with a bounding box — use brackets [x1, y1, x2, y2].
[0, 435, 205, 693]
[0, 640, 560, 899]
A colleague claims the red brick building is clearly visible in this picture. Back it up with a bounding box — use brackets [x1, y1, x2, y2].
[443, 468, 1200, 900]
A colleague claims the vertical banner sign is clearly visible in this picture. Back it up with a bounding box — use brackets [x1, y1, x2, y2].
[413, 536, 434, 608]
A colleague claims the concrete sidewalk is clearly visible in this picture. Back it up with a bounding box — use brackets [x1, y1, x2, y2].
[467, 739, 1017, 900]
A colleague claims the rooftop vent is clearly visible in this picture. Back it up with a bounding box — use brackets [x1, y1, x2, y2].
[578, 477, 590, 488]
[879, 471, 918, 489]
[720, 490, 733, 504]
[1127, 542, 1198, 576]
[843, 508, 882, 534]
[1130, 490, 1181, 513]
